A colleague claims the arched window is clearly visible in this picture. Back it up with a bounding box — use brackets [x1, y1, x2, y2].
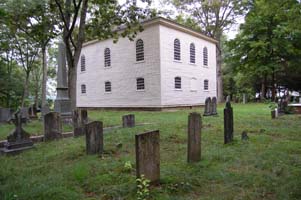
[136, 39, 144, 61]
[105, 81, 111, 92]
[81, 55, 86, 72]
[104, 48, 111, 67]
[203, 47, 208, 66]
[81, 84, 86, 94]
[174, 39, 181, 61]
[136, 78, 145, 90]
[190, 43, 195, 64]
[175, 77, 181, 89]
[204, 79, 209, 91]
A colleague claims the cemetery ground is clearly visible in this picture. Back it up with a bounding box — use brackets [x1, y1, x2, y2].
[0, 103, 300, 200]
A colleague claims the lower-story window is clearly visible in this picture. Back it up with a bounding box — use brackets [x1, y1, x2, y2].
[105, 81, 111, 92]
[175, 76, 181, 89]
[204, 79, 209, 91]
[136, 78, 145, 90]
[81, 84, 86, 94]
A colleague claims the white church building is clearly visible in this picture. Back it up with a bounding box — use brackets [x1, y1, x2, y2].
[77, 17, 217, 110]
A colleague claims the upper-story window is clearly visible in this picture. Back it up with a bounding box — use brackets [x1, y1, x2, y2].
[105, 81, 111, 92]
[175, 77, 181, 89]
[81, 84, 86, 94]
[81, 55, 86, 72]
[204, 79, 209, 91]
[136, 78, 145, 90]
[190, 43, 195, 64]
[174, 39, 181, 61]
[136, 39, 144, 62]
[203, 47, 208, 66]
[104, 48, 111, 67]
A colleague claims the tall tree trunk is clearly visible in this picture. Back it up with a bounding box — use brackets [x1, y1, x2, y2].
[21, 72, 30, 107]
[216, 40, 223, 103]
[271, 70, 276, 101]
[260, 74, 267, 101]
[41, 46, 47, 108]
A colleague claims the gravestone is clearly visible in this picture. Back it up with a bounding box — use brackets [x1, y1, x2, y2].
[44, 112, 62, 141]
[241, 131, 249, 141]
[122, 114, 135, 128]
[187, 113, 201, 163]
[85, 121, 103, 155]
[243, 93, 247, 104]
[73, 109, 89, 137]
[0, 108, 13, 123]
[54, 41, 72, 118]
[135, 130, 160, 185]
[226, 95, 231, 102]
[211, 97, 218, 115]
[224, 100, 234, 144]
[203, 97, 212, 116]
[0, 111, 34, 155]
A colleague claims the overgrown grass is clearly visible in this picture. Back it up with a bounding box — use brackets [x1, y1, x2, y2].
[0, 103, 300, 199]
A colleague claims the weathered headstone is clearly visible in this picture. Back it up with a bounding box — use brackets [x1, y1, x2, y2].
[54, 41, 72, 118]
[135, 130, 160, 185]
[187, 113, 201, 163]
[224, 101, 234, 144]
[241, 131, 249, 141]
[226, 95, 231, 102]
[0, 111, 34, 155]
[0, 108, 13, 123]
[85, 121, 103, 155]
[211, 97, 218, 115]
[203, 97, 212, 116]
[73, 109, 89, 137]
[122, 114, 135, 128]
[44, 112, 62, 141]
[243, 93, 247, 104]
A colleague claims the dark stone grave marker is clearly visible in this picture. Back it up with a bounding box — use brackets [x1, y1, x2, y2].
[85, 121, 103, 155]
[122, 114, 135, 128]
[241, 131, 249, 141]
[135, 130, 160, 185]
[211, 97, 218, 115]
[187, 113, 201, 163]
[203, 97, 212, 116]
[224, 100, 234, 144]
[0, 111, 34, 155]
[73, 109, 89, 137]
[44, 112, 62, 141]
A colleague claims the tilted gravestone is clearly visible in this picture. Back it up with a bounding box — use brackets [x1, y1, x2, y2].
[85, 121, 103, 155]
[135, 130, 160, 185]
[224, 100, 234, 144]
[0, 111, 34, 155]
[211, 97, 218, 115]
[122, 114, 135, 128]
[73, 109, 89, 137]
[187, 113, 201, 163]
[0, 108, 13, 123]
[44, 112, 62, 141]
[203, 97, 212, 116]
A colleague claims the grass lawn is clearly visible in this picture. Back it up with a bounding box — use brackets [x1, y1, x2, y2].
[0, 103, 300, 200]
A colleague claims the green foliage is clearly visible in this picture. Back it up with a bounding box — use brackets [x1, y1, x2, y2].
[136, 175, 150, 200]
[123, 161, 133, 172]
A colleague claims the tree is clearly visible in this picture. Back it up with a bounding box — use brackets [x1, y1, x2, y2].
[54, 0, 153, 109]
[165, 0, 249, 102]
[227, 0, 301, 100]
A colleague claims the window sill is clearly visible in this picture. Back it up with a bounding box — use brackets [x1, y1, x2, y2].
[173, 60, 182, 63]
[136, 89, 145, 92]
[104, 92, 112, 94]
[190, 90, 197, 92]
[204, 90, 209, 92]
[104, 66, 112, 69]
[135, 60, 145, 64]
[203, 65, 208, 68]
[80, 93, 87, 96]
[189, 63, 196, 66]
[174, 89, 182, 91]
[80, 71, 86, 74]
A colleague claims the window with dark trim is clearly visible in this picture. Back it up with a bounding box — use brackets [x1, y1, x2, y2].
[105, 81, 111, 92]
[81, 55, 86, 72]
[203, 47, 208, 66]
[174, 39, 181, 61]
[175, 77, 181, 89]
[136, 39, 144, 61]
[104, 48, 111, 67]
[190, 43, 195, 64]
[81, 84, 86, 94]
[136, 78, 145, 90]
[204, 79, 209, 90]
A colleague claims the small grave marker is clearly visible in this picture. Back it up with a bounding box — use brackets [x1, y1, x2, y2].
[44, 112, 62, 141]
[187, 113, 201, 162]
[135, 130, 160, 185]
[203, 97, 212, 116]
[122, 114, 135, 128]
[211, 97, 218, 115]
[224, 101, 234, 144]
[85, 121, 103, 155]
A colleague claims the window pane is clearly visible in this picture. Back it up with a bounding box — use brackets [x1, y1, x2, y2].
[203, 47, 208, 66]
[175, 77, 181, 89]
[174, 39, 181, 61]
[136, 39, 144, 61]
[81, 55, 86, 72]
[105, 81, 111, 92]
[190, 43, 195, 63]
[204, 80, 209, 90]
[81, 84, 86, 94]
[104, 48, 111, 67]
[137, 78, 145, 90]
